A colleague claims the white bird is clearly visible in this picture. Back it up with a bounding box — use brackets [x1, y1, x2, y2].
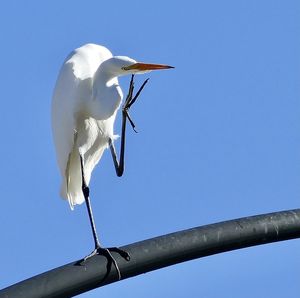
[52, 43, 173, 278]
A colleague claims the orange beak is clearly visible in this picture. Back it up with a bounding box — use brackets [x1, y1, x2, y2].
[123, 62, 174, 71]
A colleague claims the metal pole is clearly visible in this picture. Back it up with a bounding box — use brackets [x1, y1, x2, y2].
[1, 209, 300, 298]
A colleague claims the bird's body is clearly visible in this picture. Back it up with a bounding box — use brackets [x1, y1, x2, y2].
[52, 43, 172, 210]
[52, 43, 172, 277]
[52, 44, 122, 208]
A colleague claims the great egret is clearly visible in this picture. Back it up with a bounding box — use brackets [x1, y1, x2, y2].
[52, 43, 173, 279]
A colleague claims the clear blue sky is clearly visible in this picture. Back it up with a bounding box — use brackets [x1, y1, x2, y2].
[0, 1, 299, 297]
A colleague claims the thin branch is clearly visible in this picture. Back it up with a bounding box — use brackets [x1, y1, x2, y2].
[1, 209, 300, 298]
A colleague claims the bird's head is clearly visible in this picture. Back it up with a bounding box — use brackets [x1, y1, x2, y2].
[106, 56, 174, 76]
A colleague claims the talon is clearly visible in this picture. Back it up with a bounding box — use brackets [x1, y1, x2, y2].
[80, 246, 130, 280]
[109, 247, 131, 261]
[108, 247, 131, 261]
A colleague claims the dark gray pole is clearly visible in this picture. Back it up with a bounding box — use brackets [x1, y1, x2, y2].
[1, 209, 300, 298]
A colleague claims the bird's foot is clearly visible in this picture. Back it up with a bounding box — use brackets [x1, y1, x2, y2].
[81, 246, 130, 280]
[123, 75, 149, 133]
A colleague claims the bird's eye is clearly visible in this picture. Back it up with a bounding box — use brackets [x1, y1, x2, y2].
[121, 66, 129, 71]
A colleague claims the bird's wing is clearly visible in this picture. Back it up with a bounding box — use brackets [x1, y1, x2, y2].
[52, 44, 113, 208]
[52, 58, 85, 208]
[52, 60, 79, 180]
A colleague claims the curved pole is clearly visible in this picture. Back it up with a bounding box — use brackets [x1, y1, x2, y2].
[1, 209, 300, 298]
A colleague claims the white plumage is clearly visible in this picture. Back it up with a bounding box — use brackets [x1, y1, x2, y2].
[52, 43, 172, 209]
[52, 44, 119, 208]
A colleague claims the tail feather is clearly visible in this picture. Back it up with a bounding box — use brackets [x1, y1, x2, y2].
[61, 147, 85, 209]
[59, 122, 111, 209]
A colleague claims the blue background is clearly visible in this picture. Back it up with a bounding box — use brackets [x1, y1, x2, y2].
[0, 1, 299, 297]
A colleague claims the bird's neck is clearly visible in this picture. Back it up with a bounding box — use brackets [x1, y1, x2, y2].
[93, 69, 113, 91]
[93, 59, 120, 90]
[89, 60, 122, 120]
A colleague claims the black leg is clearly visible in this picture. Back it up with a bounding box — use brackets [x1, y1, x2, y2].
[80, 154, 101, 249]
[79, 154, 130, 280]
[110, 75, 149, 177]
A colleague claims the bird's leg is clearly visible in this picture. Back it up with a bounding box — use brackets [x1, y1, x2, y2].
[79, 154, 130, 280]
[109, 75, 149, 177]
[124, 75, 149, 131]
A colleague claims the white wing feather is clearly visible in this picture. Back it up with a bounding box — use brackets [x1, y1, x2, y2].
[52, 44, 116, 209]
